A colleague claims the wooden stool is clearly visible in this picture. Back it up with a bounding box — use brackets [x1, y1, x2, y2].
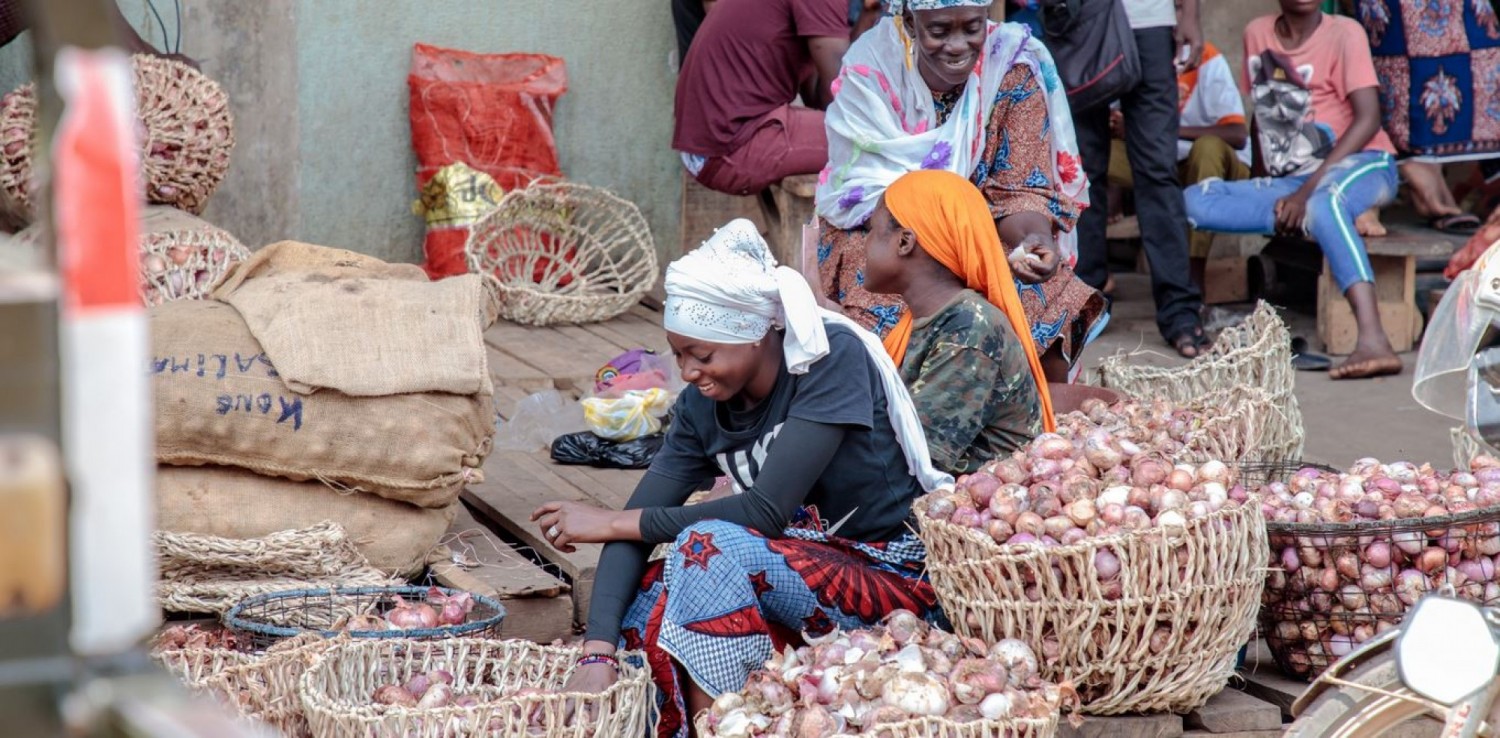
[1313, 228, 1455, 354]
[758, 174, 820, 269]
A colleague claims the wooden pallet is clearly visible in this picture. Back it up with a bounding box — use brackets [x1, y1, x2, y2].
[429, 502, 572, 644]
[1059, 685, 1286, 738]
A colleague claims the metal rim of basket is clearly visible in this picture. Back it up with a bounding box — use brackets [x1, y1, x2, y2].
[222, 586, 506, 643]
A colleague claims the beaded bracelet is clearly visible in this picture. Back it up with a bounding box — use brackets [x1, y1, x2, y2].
[576, 653, 619, 670]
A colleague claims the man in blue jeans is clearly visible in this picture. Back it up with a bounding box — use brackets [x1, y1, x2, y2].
[1071, 0, 1209, 358]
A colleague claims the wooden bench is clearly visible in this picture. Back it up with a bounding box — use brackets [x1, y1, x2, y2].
[1261, 222, 1463, 354]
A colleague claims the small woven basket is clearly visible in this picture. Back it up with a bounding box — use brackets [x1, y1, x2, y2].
[466, 181, 657, 326]
[153, 642, 258, 691]
[16, 206, 250, 306]
[224, 586, 506, 651]
[299, 638, 657, 738]
[199, 634, 334, 738]
[154, 522, 398, 615]
[1056, 385, 1271, 467]
[0, 55, 234, 225]
[1096, 301, 1304, 462]
[1262, 506, 1500, 680]
[915, 497, 1268, 715]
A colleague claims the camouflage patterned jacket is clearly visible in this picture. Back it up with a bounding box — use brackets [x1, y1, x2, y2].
[899, 290, 1042, 475]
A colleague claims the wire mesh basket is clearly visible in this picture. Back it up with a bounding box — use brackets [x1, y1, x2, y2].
[1262, 506, 1500, 680]
[465, 181, 657, 326]
[1235, 460, 1340, 489]
[223, 586, 505, 651]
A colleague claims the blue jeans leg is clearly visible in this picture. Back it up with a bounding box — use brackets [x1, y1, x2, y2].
[1304, 152, 1399, 292]
[1183, 174, 1306, 234]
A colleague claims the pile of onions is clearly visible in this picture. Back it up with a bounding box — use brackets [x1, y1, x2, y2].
[1258, 456, 1500, 677]
[1058, 397, 1224, 459]
[332, 588, 476, 633]
[922, 428, 1246, 548]
[698, 610, 1075, 737]
[152, 624, 240, 652]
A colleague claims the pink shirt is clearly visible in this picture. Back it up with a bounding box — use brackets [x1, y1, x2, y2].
[1242, 15, 1396, 154]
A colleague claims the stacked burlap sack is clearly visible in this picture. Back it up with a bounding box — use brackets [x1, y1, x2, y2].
[152, 242, 499, 612]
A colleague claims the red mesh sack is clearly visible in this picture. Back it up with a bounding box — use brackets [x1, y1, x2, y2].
[408, 43, 567, 279]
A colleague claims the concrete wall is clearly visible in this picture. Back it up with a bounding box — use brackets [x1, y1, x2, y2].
[292, 1, 678, 264]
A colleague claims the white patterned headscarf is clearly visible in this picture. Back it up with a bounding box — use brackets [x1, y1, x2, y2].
[664, 219, 954, 493]
[816, 13, 1089, 261]
[887, 0, 993, 12]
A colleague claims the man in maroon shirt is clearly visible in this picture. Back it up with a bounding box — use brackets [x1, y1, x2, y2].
[674, 0, 861, 196]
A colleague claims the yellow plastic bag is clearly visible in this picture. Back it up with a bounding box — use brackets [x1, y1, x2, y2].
[581, 388, 673, 441]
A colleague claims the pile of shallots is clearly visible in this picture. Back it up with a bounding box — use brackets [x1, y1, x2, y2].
[333, 588, 475, 633]
[371, 669, 475, 710]
[698, 611, 1073, 737]
[1258, 456, 1500, 677]
[153, 623, 241, 653]
[1057, 397, 1226, 460]
[922, 425, 1247, 547]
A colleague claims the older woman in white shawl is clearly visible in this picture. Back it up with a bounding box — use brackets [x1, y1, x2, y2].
[815, 0, 1109, 380]
[533, 220, 951, 738]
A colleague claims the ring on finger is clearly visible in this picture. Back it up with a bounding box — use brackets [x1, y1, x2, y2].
[548, 525, 560, 539]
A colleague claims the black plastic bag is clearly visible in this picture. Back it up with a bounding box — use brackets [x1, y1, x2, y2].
[550, 431, 664, 470]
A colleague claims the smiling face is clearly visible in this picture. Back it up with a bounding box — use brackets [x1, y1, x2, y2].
[906, 6, 989, 93]
[667, 333, 767, 403]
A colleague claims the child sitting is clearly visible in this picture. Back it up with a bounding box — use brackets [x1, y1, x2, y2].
[1184, 0, 1400, 380]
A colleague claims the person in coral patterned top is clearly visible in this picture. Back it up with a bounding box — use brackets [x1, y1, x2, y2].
[815, 0, 1107, 383]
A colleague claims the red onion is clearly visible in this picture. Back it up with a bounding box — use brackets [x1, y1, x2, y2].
[1364, 541, 1392, 568]
[1396, 569, 1428, 606]
[1015, 512, 1045, 538]
[1131, 457, 1170, 487]
[1417, 547, 1448, 574]
[1359, 564, 1393, 590]
[1005, 533, 1039, 548]
[963, 474, 1003, 509]
[1334, 551, 1360, 580]
[417, 682, 452, 709]
[1030, 434, 1074, 461]
[1094, 549, 1122, 581]
[926, 495, 957, 521]
[387, 596, 439, 630]
[1060, 528, 1089, 546]
[951, 506, 981, 529]
[986, 519, 1014, 544]
[1280, 547, 1301, 574]
[1458, 557, 1497, 584]
[991, 458, 1029, 485]
[374, 684, 418, 707]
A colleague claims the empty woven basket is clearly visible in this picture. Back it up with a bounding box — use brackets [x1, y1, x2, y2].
[466, 181, 657, 326]
[0, 54, 234, 226]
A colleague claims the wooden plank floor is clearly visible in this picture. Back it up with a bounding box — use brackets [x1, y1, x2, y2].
[467, 305, 667, 631]
[430, 502, 573, 644]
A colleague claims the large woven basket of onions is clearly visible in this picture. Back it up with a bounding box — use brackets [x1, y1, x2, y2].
[914, 433, 1268, 714]
[16, 206, 250, 306]
[1258, 457, 1500, 680]
[1096, 301, 1304, 462]
[299, 638, 656, 738]
[0, 55, 234, 226]
[465, 181, 657, 326]
[1056, 388, 1270, 468]
[151, 626, 333, 738]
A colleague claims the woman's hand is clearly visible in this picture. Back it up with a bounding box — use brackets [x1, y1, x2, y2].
[531, 502, 622, 553]
[1008, 233, 1060, 284]
[562, 662, 619, 694]
[1274, 189, 1313, 235]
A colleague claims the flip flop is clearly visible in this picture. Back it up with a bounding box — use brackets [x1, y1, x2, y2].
[1291, 336, 1331, 371]
[1430, 213, 1482, 234]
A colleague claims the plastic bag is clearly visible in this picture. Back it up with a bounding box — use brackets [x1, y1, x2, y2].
[495, 390, 586, 452]
[581, 388, 673, 441]
[595, 349, 682, 397]
[550, 432, 664, 469]
[408, 43, 568, 278]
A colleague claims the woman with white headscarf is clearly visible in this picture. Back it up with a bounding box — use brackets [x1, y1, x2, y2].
[532, 219, 952, 737]
[816, 0, 1121, 376]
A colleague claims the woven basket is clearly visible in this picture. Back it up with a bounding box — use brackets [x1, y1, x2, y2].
[16, 207, 250, 306]
[1096, 301, 1304, 462]
[1056, 385, 1270, 467]
[0, 55, 234, 225]
[154, 522, 398, 614]
[465, 181, 657, 326]
[199, 634, 334, 738]
[1262, 506, 1500, 680]
[915, 497, 1268, 715]
[153, 643, 258, 691]
[224, 586, 506, 651]
[300, 639, 657, 738]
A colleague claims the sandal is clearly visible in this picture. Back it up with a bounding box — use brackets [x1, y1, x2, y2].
[1290, 336, 1331, 371]
[1430, 213, 1482, 234]
[1169, 324, 1211, 359]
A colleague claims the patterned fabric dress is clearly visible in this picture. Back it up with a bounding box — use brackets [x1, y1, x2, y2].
[818, 65, 1108, 364]
[618, 519, 940, 738]
[1354, 0, 1500, 161]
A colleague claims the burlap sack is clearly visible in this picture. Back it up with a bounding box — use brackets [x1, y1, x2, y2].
[152, 300, 493, 508]
[213, 241, 492, 397]
[156, 465, 455, 577]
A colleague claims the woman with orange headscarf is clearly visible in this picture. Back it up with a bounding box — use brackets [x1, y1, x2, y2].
[864, 169, 1051, 475]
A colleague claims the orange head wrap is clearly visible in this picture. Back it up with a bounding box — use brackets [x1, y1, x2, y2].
[880, 169, 1055, 432]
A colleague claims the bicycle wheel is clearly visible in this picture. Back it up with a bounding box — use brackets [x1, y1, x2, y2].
[1288, 650, 1444, 737]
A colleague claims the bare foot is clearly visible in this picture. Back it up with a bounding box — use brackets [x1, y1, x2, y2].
[1329, 348, 1403, 380]
[1355, 209, 1387, 237]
